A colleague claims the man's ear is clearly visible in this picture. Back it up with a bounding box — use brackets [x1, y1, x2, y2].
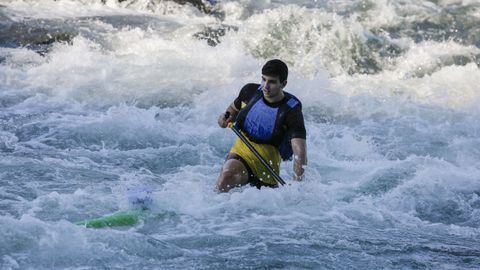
[281, 80, 288, 89]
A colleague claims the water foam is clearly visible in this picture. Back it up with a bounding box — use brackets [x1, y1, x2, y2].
[1, 0, 480, 268]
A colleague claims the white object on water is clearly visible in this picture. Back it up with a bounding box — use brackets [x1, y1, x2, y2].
[127, 185, 153, 209]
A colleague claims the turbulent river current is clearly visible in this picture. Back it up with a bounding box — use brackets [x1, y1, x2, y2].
[1, 0, 480, 269]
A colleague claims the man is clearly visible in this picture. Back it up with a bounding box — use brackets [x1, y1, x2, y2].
[216, 59, 307, 192]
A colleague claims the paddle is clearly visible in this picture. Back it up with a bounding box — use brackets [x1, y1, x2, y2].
[224, 112, 286, 186]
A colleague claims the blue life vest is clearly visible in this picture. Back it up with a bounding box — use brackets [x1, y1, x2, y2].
[235, 86, 300, 161]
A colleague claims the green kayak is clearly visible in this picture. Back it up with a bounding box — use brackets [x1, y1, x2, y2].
[76, 210, 174, 228]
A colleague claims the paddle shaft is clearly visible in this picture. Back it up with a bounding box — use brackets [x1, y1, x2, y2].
[224, 112, 286, 186]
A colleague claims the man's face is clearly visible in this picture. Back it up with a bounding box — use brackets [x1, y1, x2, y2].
[261, 74, 285, 100]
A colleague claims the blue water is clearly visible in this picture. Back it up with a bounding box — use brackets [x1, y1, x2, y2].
[1, 0, 480, 269]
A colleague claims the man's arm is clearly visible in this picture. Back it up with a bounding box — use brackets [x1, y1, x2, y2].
[217, 102, 239, 128]
[291, 138, 307, 181]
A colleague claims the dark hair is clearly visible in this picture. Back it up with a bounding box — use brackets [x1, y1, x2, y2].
[262, 59, 288, 82]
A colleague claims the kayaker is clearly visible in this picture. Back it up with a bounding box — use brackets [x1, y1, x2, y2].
[216, 59, 307, 192]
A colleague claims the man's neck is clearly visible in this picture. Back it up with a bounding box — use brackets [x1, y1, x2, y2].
[264, 91, 285, 103]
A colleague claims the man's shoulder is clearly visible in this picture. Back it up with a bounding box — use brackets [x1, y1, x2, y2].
[241, 83, 260, 93]
[283, 91, 302, 109]
[238, 83, 261, 101]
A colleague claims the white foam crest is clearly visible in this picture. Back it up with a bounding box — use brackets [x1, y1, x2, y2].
[146, 158, 367, 227]
[26, 189, 119, 220]
[1, 255, 19, 270]
[217, 1, 246, 23]
[151, 167, 427, 234]
[473, 5, 480, 18]
[93, 104, 209, 144]
[230, 3, 407, 77]
[0, 48, 45, 70]
[449, 136, 480, 167]
[361, 0, 399, 27]
[2, 1, 480, 267]
[437, 0, 479, 6]
[222, 2, 480, 113]
[0, 214, 100, 258]
[329, 63, 480, 114]
[318, 40, 480, 115]
[395, 41, 480, 78]
[2, 0, 135, 20]
[98, 0, 210, 17]
[0, 131, 18, 152]
[0, 214, 162, 267]
[417, 63, 480, 110]
[2, 24, 254, 106]
[227, 2, 422, 75]
[2, 0, 211, 21]
[4, 1, 477, 114]
[34, 103, 188, 147]
[322, 127, 381, 161]
[291, 153, 480, 232]
[236, 5, 346, 76]
[377, 158, 480, 222]
[0, 48, 46, 97]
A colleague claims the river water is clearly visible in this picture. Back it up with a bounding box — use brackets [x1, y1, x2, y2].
[1, 0, 480, 269]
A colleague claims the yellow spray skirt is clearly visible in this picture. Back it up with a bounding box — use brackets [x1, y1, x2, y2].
[229, 131, 281, 186]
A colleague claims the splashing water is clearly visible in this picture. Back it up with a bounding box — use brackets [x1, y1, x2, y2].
[1, 0, 480, 268]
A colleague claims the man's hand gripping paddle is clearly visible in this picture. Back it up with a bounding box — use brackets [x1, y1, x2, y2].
[224, 112, 286, 186]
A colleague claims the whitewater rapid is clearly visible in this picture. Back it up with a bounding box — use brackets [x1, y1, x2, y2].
[1, 0, 480, 269]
